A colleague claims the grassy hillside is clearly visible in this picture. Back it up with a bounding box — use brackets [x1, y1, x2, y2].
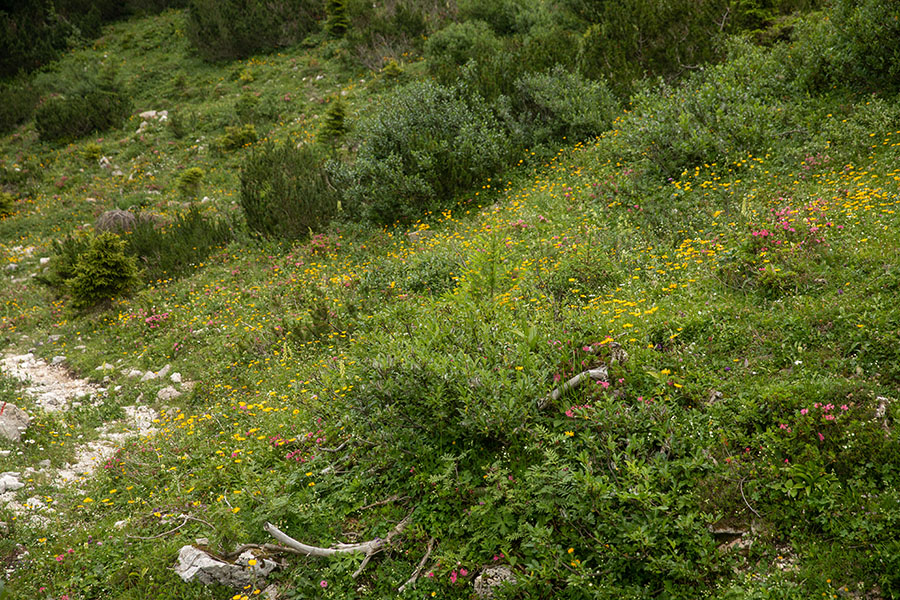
[1, 2, 900, 599]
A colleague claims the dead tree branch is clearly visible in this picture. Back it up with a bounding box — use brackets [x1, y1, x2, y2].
[264, 511, 412, 579]
[539, 366, 608, 409]
[398, 536, 435, 593]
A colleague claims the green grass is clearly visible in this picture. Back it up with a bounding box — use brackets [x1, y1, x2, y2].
[1, 5, 899, 600]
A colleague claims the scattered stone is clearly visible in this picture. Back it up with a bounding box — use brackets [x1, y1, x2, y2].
[40, 257, 51, 265]
[5, 263, 17, 272]
[195, 537, 210, 546]
[140, 371, 158, 382]
[112, 169, 124, 177]
[38, 459, 50, 468]
[126, 369, 143, 378]
[170, 372, 182, 384]
[157, 386, 181, 401]
[139, 110, 158, 120]
[474, 566, 517, 599]
[157, 364, 172, 379]
[174, 546, 277, 588]
[47, 335, 61, 343]
[2, 353, 98, 411]
[51, 356, 66, 365]
[0, 472, 24, 493]
[114, 520, 128, 529]
[181, 381, 195, 392]
[0, 450, 10, 457]
[99, 156, 112, 168]
[0, 403, 30, 442]
[95, 363, 114, 371]
[136, 121, 150, 134]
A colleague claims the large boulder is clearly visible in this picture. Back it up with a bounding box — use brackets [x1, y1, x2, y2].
[95, 209, 137, 233]
[0, 403, 30, 442]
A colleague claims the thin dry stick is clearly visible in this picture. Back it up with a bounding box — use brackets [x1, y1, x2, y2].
[127, 516, 190, 540]
[398, 536, 435, 593]
[739, 477, 761, 519]
[356, 494, 407, 512]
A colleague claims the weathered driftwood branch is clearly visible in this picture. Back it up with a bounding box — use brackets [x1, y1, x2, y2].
[264, 512, 412, 579]
[398, 536, 435, 593]
[539, 366, 608, 410]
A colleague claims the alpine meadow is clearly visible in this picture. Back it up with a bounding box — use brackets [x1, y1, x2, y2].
[1, 1, 900, 598]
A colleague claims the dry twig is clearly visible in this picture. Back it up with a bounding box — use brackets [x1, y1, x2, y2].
[398, 536, 435, 593]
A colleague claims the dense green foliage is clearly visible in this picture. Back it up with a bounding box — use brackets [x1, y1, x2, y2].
[68, 232, 141, 309]
[344, 80, 509, 223]
[240, 142, 339, 239]
[185, 0, 324, 61]
[33, 67, 130, 143]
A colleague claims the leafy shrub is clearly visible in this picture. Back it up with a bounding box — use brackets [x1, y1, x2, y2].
[424, 20, 502, 85]
[240, 142, 339, 239]
[457, 0, 529, 35]
[185, 0, 324, 61]
[68, 232, 141, 309]
[0, 192, 16, 217]
[0, 3, 72, 79]
[506, 66, 618, 149]
[214, 124, 257, 152]
[344, 81, 510, 224]
[176, 167, 204, 197]
[0, 79, 40, 134]
[575, 0, 727, 95]
[620, 41, 803, 177]
[34, 69, 130, 143]
[125, 206, 232, 281]
[791, 0, 900, 94]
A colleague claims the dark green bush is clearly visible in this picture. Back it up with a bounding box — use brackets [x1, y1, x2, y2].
[318, 97, 349, 150]
[506, 66, 618, 149]
[344, 80, 510, 224]
[792, 0, 900, 95]
[575, 0, 727, 95]
[214, 124, 258, 152]
[38, 233, 91, 291]
[620, 41, 803, 177]
[68, 232, 141, 309]
[324, 0, 349, 37]
[0, 2, 72, 79]
[0, 192, 16, 217]
[34, 69, 130, 143]
[424, 20, 502, 85]
[240, 142, 339, 239]
[186, 0, 324, 61]
[457, 0, 530, 35]
[0, 79, 40, 134]
[125, 207, 232, 281]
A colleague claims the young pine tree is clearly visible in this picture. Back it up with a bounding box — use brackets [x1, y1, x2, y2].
[319, 96, 348, 151]
[324, 0, 350, 37]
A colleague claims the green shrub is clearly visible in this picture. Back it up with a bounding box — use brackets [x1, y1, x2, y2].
[38, 234, 91, 292]
[318, 97, 349, 150]
[176, 167, 205, 197]
[324, 0, 350, 37]
[125, 207, 232, 281]
[81, 142, 103, 163]
[185, 0, 324, 61]
[34, 69, 130, 143]
[457, 0, 529, 35]
[424, 20, 502, 85]
[792, 0, 900, 94]
[575, 0, 727, 95]
[344, 81, 510, 224]
[620, 41, 803, 177]
[0, 3, 73, 79]
[0, 192, 16, 217]
[214, 124, 257, 152]
[0, 79, 40, 134]
[506, 66, 618, 149]
[240, 142, 339, 239]
[68, 232, 141, 309]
